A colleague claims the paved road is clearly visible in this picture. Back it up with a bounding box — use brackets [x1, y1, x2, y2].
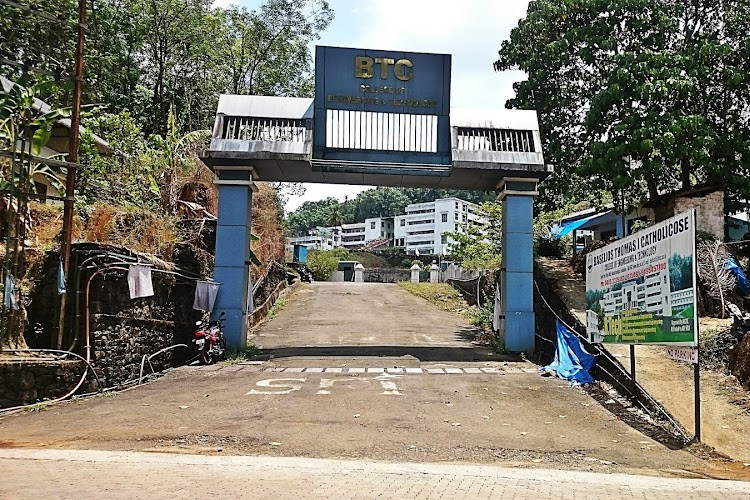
[2, 449, 748, 500]
[252, 283, 494, 360]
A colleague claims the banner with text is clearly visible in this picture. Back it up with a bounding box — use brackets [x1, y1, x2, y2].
[584, 211, 697, 346]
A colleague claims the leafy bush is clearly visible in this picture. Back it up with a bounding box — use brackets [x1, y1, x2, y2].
[700, 328, 737, 373]
[467, 301, 494, 329]
[535, 236, 567, 258]
[307, 250, 339, 281]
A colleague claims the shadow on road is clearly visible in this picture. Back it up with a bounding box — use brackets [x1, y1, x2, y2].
[259, 345, 524, 363]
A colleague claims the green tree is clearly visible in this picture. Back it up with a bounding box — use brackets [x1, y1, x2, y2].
[446, 201, 502, 270]
[351, 187, 409, 222]
[220, 0, 333, 96]
[285, 197, 342, 235]
[495, 0, 750, 213]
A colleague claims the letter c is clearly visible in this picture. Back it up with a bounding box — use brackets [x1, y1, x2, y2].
[395, 59, 413, 81]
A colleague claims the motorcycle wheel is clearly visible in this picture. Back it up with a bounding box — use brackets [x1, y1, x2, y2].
[200, 348, 213, 365]
[217, 338, 227, 361]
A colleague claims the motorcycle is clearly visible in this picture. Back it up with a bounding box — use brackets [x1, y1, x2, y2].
[192, 311, 227, 365]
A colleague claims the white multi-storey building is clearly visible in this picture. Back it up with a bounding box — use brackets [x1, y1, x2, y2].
[290, 198, 480, 254]
[364, 217, 394, 244]
[600, 269, 678, 318]
[287, 234, 335, 251]
[394, 198, 481, 255]
[338, 222, 367, 249]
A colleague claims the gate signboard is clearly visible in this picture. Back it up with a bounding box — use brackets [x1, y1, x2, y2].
[313, 46, 452, 167]
[585, 211, 697, 346]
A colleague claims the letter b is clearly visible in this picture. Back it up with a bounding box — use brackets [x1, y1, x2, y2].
[355, 56, 374, 78]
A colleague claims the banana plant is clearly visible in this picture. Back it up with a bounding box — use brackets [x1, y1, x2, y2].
[0, 74, 97, 193]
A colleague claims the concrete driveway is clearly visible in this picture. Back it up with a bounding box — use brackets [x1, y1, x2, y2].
[252, 282, 498, 362]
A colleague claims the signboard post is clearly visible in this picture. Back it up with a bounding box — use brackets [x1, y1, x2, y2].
[584, 210, 701, 440]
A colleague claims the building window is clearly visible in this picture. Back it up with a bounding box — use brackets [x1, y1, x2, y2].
[454, 224, 459, 231]
[454, 212, 459, 220]
[441, 234, 447, 244]
[455, 202, 459, 209]
[400, 219, 405, 226]
[462, 214, 467, 222]
[371, 221, 376, 229]
[463, 204, 467, 211]
[441, 213, 448, 222]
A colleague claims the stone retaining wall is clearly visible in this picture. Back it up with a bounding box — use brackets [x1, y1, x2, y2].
[87, 270, 199, 388]
[0, 360, 85, 408]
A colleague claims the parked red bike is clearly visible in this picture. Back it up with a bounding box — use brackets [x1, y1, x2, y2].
[192, 312, 227, 365]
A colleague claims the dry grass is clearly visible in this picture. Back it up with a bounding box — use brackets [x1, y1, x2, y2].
[83, 203, 181, 260]
[250, 183, 286, 280]
[397, 282, 468, 313]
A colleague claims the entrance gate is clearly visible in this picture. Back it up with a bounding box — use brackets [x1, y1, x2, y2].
[201, 46, 550, 352]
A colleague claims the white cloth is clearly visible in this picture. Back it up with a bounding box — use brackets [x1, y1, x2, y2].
[128, 264, 154, 299]
[193, 280, 220, 312]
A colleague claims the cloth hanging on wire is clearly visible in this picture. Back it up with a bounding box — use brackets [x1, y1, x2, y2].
[193, 280, 220, 313]
[542, 320, 596, 385]
[128, 264, 154, 299]
[3, 273, 18, 310]
[57, 259, 66, 295]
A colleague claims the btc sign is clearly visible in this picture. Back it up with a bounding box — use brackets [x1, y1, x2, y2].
[354, 56, 414, 81]
[314, 46, 451, 116]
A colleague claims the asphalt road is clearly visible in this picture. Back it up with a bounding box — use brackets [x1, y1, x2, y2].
[2, 280, 749, 496]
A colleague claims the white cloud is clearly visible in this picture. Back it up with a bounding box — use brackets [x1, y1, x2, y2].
[352, 0, 530, 109]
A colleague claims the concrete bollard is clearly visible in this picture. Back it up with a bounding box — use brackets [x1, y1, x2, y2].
[429, 262, 440, 283]
[354, 263, 365, 282]
[410, 263, 421, 283]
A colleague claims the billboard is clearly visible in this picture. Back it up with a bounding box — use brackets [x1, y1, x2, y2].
[585, 211, 697, 346]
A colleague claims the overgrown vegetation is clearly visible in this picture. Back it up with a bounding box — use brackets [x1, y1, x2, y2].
[306, 249, 345, 281]
[397, 281, 495, 332]
[225, 345, 261, 364]
[0, 0, 315, 348]
[497, 1, 750, 214]
[700, 328, 738, 373]
[445, 201, 502, 271]
[267, 296, 288, 319]
[397, 282, 466, 313]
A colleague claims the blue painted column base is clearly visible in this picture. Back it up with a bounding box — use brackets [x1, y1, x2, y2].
[499, 181, 537, 353]
[212, 170, 255, 349]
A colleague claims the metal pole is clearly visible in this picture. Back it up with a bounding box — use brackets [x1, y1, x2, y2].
[57, 0, 86, 349]
[629, 344, 637, 398]
[694, 346, 701, 441]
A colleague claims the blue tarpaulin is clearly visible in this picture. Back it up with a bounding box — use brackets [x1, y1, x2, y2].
[725, 258, 750, 298]
[551, 211, 609, 239]
[543, 320, 596, 385]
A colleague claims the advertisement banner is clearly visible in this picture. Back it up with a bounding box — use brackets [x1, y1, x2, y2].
[585, 211, 697, 346]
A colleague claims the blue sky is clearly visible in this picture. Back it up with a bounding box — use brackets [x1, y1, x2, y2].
[215, 0, 532, 210]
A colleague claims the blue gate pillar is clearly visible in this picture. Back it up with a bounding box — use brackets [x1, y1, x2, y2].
[212, 168, 256, 349]
[498, 179, 539, 353]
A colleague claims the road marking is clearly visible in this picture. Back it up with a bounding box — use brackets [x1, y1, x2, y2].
[316, 377, 369, 394]
[209, 365, 533, 375]
[246, 378, 306, 395]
